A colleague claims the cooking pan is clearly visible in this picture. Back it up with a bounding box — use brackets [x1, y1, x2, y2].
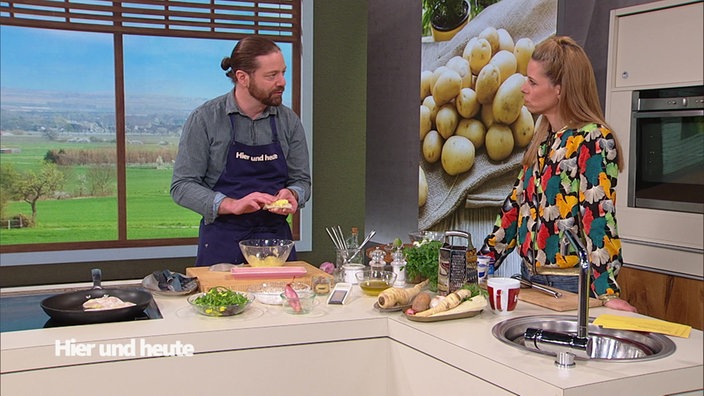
[40, 269, 154, 324]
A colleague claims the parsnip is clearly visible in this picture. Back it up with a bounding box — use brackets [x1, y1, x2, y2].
[378, 279, 429, 308]
[413, 288, 473, 317]
[429, 295, 487, 317]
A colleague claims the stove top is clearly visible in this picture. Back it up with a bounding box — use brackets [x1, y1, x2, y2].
[0, 290, 162, 333]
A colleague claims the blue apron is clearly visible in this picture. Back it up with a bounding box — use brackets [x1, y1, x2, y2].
[195, 114, 296, 266]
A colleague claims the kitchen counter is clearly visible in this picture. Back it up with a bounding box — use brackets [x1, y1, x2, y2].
[1, 280, 702, 395]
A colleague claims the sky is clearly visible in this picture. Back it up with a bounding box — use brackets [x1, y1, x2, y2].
[0, 25, 293, 104]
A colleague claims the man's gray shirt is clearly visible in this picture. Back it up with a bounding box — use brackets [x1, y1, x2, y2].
[171, 90, 311, 224]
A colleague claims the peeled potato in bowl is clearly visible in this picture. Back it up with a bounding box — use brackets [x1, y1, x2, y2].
[239, 239, 294, 267]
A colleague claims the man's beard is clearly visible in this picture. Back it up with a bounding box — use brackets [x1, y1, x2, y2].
[249, 82, 283, 107]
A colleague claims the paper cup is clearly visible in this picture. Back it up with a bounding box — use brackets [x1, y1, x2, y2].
[487, 277, 520, 314]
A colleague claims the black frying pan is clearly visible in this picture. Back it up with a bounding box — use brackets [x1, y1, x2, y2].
[41, 269, 154, 324]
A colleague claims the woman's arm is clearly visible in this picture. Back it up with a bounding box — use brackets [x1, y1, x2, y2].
[576, 125, 628, 299]
[480, 168, 526, 269]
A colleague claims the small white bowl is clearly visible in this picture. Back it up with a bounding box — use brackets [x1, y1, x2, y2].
[247, 282, 311, 305]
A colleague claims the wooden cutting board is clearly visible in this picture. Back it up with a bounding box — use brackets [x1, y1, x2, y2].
[186, 261, 332, 292]
[518, 287, 603, 312]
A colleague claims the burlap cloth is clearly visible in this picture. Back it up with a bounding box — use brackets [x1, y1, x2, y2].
[419, 0, 557, 230]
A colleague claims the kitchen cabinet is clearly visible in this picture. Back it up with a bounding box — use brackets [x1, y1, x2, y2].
[618, 266, 704, 330]
[611, 0, 703, 89]
[604, 0, 703, 319]
[2, 281, 702, 395]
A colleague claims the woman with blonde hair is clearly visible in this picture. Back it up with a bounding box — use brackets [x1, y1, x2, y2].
[480, 36, 637, 312]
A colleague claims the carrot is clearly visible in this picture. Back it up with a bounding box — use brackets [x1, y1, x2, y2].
[413, 288, 473, 317]
[377, 279, 429, 308]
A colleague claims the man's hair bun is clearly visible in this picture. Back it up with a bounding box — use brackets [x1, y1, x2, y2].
[220, 57, 231, 71]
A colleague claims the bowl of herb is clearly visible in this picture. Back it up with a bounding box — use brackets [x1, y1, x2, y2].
[403, 238, 443, 292]
[188, 286, 254, 317]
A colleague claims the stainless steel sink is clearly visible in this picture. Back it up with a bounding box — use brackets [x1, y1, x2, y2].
[492, 315, 676, 362]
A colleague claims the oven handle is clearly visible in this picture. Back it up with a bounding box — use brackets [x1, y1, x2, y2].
[631, 109, 704, 119]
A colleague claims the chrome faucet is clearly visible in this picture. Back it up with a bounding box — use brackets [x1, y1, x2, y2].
[523, 228, 592, 361]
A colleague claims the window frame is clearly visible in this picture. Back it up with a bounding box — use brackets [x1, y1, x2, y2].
[0, 0, 305, 257]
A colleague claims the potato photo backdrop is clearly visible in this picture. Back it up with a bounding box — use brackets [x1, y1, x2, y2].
[419, 0, 557, 230]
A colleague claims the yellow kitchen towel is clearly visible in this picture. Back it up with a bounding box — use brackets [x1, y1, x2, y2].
[593, 314, 691, 338]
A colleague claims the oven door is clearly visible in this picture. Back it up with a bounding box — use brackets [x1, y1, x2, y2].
[628, 109, 704, 214]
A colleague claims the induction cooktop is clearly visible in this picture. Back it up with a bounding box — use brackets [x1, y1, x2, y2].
[0, 289, 162, 333]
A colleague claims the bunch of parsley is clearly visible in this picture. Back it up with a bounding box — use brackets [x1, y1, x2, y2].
[403, 240, 442, 292]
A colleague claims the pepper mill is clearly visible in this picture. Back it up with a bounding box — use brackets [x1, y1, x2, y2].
[390, 247, 406, 287]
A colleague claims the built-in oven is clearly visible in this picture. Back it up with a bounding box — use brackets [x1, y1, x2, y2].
[628, 85, 704, 214]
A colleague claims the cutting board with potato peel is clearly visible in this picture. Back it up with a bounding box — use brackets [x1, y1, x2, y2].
[518, 287, 602, 312]
[186, 261, 332, 292]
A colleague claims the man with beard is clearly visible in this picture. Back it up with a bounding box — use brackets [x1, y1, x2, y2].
[171, 36, 311, 267]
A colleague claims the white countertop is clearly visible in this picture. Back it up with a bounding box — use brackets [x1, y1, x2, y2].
[1, 281, 702, 395]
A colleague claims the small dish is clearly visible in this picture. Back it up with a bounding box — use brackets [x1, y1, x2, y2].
[187, 288, 254, 317]
[280, 289, 317, 315]
[247, 282, 311, 305]
[209, 263, 242, 272]
[355, 269, 397, 296]
[373, 301, 411, 312]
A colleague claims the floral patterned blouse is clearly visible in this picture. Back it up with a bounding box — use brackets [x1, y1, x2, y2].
[481, 123, 623, 298]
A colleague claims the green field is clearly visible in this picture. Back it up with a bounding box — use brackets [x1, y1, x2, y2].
[0, 134, 201, 245]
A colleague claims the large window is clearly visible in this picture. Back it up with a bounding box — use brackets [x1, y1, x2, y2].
[0, 0, 303, 257]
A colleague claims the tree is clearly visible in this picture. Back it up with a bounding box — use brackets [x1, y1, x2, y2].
[13, 162, 66, 224]
[86, 164, 114, 196]
[0, 163, 19, 219]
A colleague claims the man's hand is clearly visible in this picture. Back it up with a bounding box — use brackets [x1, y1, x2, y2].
[218, 192, 277, 215]
[266, 188, 298, 215]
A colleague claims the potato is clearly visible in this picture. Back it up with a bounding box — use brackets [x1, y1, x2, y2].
[468, 38, 492, 75]
[446, 56, 469, 78]
[420, 70, 434, 100]
[492, 73, 526, 124]
[441, 136, 476, 175]
[432, 68, 462, 106]
[447, 55, 473, 90]
[420, 105, 432, 140]
[497, 28, 515, 52]
[435, 103, 459, 139]
[475, 62, 501, 104]
[489, 50, 518, 84]
[479, 26, 500, 55]
[430, 66, 449, 93]
[462, 36, 478, 61]
[480, 103, 495, 128]
[485, 124, 515, 161]
[455, 118, 486, 149]
[412, 292, 432, 312]
[511, 105, 534, 148]
[418, 166, 428, 207]
[422, 96, 438, 127]
[455, 87, 480, 119]
[422, 130, 443, 163]
[514, 37, 535, 76]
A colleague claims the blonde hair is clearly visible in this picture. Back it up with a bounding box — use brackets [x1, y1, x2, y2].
[521, 36, 623, 170]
